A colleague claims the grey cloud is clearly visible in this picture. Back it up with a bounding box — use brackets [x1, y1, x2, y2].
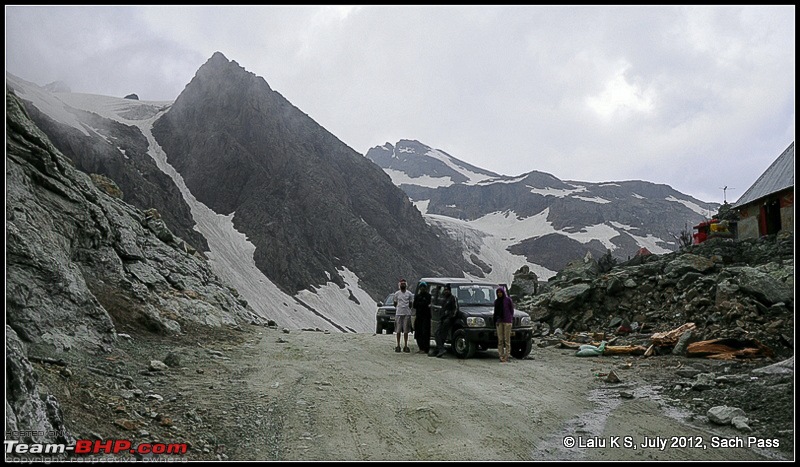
[5, 5, 794, 203]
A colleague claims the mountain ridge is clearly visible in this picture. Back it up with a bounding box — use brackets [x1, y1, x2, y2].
[366, 139, 719, 279]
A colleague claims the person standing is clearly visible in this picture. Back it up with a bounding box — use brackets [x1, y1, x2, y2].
[393, 279, 414, 353]
[494, 286, 514, 362]
[413, 282, 432, 354]
[431, 284, 457, 358]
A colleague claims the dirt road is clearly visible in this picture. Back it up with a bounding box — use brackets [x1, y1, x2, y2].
[37, 324, 789, 461]
[174, 327, 783, 461]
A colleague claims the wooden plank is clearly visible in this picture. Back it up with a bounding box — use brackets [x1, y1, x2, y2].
[687, 338, 774, 359]
[651, 323, 696, 346]
[603, 345, 647, 356]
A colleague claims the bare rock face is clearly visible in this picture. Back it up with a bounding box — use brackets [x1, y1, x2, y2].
[6, 89, 264, 444]
[5, 326, 75, 446]
[7, 92, 117, 351]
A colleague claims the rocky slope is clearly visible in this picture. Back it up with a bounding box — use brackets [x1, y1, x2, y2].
[6, 90, 259, 442]
[6, 72, 208, 252]
[516, 231, 794, 358]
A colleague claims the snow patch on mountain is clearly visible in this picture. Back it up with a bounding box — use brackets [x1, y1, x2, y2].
[384, 168, 454, 188]
[295, 267, 376, 332]
[468, 209, 555, 241]
[6, 73, 89, 136]
[424, 149, 494, 185]
[428, 208, 626, 280]
[527, 184, 588, 197]
[573, 195, 611, 204]
[564, 223, 620, 250]
[623, 231, 674, 254]
[609, 221, 635, 230]
[476, 174, 529, 185]
[425, 207, 679, 282]
[665, 195, 710, 216]
[425, 214, 556, 284]
[414, 199, 431, 215]
[608, 221, 673, 254]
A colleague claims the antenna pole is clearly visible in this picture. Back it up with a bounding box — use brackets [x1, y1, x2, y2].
[719, 185, 735, 204]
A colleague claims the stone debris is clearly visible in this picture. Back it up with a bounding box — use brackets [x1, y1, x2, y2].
[707, 405, 746, 425]
[149, 360, 169, 372]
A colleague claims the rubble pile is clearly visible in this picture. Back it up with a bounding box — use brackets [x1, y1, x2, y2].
[514, 231, 794, 358]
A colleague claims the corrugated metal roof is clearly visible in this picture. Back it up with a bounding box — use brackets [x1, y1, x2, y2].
[732, 142, 795, 208]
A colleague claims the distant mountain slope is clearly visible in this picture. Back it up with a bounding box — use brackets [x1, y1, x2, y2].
[367, 140, 719, 280]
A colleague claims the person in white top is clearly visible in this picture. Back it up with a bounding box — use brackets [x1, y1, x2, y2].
[393, 279, 414, 353]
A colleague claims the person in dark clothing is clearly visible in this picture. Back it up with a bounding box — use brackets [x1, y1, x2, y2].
[413, 282, 432, 353]
[493, 286, 515, 362]
[431, 284, 457, 358]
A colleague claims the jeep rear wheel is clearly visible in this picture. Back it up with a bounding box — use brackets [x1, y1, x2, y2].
[376, 323, 383, 334]
[452, 329, 476, 359]
[510, 339, 533, 359]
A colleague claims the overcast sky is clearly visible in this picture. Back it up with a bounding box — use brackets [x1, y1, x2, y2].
[5, 5, 795, 203]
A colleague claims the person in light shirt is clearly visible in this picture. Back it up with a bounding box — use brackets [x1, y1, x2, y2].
[393, 279, 414, 353]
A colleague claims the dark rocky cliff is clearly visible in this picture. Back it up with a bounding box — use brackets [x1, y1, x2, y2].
[152, 52, 477, 297]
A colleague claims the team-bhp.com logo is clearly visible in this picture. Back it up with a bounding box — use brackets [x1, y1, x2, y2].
[5, 439, 188, 456]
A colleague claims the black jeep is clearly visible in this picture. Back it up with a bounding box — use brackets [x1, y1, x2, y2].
[375, 293, 396, 334]
[421, 278, 533, 359]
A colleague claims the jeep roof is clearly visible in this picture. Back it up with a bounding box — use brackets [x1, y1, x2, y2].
[418, 277, 499, 286]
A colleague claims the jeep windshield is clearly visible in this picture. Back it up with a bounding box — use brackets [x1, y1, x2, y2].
[453, 285, 495, 306]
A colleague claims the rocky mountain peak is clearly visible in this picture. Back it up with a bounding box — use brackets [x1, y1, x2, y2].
[152, 54, 476, 301]
[208, 50, 229, 65]
[190, 51, 271, 95]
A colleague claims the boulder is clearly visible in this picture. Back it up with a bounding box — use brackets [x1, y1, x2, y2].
[707, 406, 745, 425]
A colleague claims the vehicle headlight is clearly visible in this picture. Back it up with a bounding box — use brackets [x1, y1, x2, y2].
[466, 317, 486, 327]
[377, 309, 385, 316]
[520, 316, 532, 327]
